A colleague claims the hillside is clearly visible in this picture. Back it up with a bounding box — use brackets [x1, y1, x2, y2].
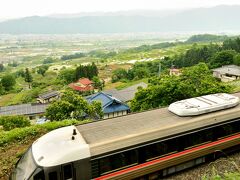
[1, 5, 240, 34]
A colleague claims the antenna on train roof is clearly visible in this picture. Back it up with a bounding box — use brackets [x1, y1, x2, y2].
[73, 129, 77, 135]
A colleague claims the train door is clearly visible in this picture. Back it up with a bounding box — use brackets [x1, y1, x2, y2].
[61, 163, 75, 180]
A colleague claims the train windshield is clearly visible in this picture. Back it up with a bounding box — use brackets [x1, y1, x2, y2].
[11, 147, 37, 180]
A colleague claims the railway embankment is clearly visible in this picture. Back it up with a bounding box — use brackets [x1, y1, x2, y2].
[169, 151, 240, 180]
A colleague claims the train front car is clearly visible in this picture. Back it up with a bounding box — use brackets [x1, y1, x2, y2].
[10, 126, 91, 180]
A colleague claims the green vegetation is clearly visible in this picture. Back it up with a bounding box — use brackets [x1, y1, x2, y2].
[24, 68, 33, 88]
[163, 37, 240, 69]
[131, 63, 231, 112]
[112, 61, 161, 82]
[0, 63, 4, 72]
[43, 57, 54, 64]
[75, 62, 98, 80]
[45, 91, 103, 121]
[0, 116, 30, 131]
[123, 42, 177, 53]
[186, 34, 228, 43]
[92, 76, 104, 91]
[0, 119, 89, 147]
[0, 119, 90, 179]
[61, 52, 86, 60]
[36, 65, 49, 76]
[58, 62, 98, 84]
[1, 74, 16, 91]
[203, 173, 240, 180]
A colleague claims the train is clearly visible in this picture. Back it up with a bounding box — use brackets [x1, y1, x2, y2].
[10, 93, 240, 180]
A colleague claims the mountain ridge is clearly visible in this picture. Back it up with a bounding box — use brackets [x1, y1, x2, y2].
[0, 5, 240, 34]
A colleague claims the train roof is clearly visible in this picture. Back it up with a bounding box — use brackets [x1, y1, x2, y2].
[168, 93, 239, 116]
[77, 93, 240, 157]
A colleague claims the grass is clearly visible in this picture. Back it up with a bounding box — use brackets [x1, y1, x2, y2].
[115, 78, 148, 90]
[227, 80, 240, 93]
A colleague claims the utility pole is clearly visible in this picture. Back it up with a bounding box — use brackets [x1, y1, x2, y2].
[158, 60, 161, 77]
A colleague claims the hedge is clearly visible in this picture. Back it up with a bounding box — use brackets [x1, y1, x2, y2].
[0, 119, 90, 147]
[0, 115, 30, 131]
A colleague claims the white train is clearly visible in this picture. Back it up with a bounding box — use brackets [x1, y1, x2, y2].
[168, 93, 239, 116]
[10, 93, 240, 180]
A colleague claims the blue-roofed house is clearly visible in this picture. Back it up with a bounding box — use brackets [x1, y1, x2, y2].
[86, 92, 130, 119]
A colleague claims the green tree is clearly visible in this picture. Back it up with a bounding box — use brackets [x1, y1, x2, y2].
[92, 76, 103, 90]
[0, 63, 4, 72]
[210, 50, 235, 68]
[58, 68, 76, 84]
[37, 65, 49, 76]
[0, 83, 4, 95]
[131, 63, 231, 112]
[112, 68, 128, 82]
[1, 74, 16, 91]
[24, 68, 33, 88]
[75, 63, 98, 80]
[45, 91, 103, 121]
[8, 61, 18, 67]
[15, 69, 25, 78]
[88, 101, 104, 119]
[233, 54, 240, 66]
[45, 101, 74, 121]
[43, 57, 54, 64]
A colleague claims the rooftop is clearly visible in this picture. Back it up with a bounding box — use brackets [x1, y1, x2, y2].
[104, 82, 148, 102]
[213, 65, 240, 76]
[69, 83, 94, 92]
[0, 103, 49, 116]
[38, 91, 60, 100]
[86, 92, 129, 113]
[78, 78, 93, 85]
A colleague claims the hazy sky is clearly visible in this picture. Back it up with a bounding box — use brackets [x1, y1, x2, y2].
[1, 0, 240, 19]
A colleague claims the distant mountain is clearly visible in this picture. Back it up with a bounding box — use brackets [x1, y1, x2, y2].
[49, 9, 182, 18]
[0, 5, 240, 34]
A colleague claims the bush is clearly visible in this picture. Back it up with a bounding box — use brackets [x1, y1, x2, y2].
[0, 116, 31, 131]
[0, 119, 89, 147]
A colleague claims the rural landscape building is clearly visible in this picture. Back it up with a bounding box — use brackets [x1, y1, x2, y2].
[86, 92, 130, 119]
[69, 78, 94, 92]
[37, 91, 60, 103]
[0, 103, 49, 119]
[212, 65, 240, 82]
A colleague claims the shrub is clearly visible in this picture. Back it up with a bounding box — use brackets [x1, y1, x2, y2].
[0, 116, 31, 131]
[0, 119, 89, 147]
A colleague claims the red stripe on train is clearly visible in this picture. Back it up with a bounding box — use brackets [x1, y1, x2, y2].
[95, 133, 240, 180]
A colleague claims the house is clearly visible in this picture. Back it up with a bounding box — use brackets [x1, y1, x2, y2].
[0, 103, 49, 120]
[37, 91, 60, 103]
[69, 78, 94, 92]
[86, 92, 130, 119]
[104, 82, 148, 102]
[212, 65, 240, 82]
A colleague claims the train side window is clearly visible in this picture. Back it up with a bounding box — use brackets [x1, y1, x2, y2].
[99, 150, 138, 175]
[49, 172, 58, 180]
[63, 164, 73, 180]
[33, 169, 45, 180]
